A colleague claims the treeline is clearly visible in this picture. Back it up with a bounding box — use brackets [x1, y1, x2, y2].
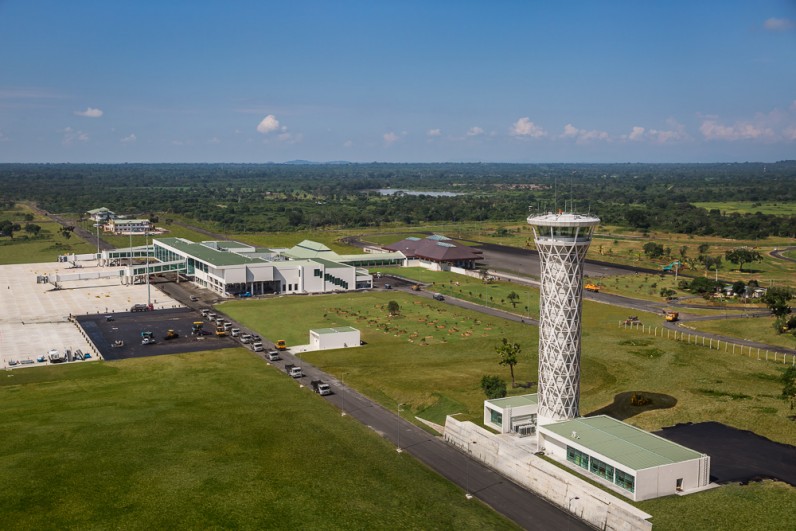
[0, 162, 793, 238]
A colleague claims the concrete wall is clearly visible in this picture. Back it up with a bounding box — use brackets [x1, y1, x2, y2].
[444, 416, 652, 531]
[635, 456, 710, 501]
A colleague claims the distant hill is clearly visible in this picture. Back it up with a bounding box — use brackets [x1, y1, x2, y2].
[283, 160, 352, 165]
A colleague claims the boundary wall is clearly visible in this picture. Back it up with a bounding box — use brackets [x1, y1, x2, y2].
[444, 416, 652, 531]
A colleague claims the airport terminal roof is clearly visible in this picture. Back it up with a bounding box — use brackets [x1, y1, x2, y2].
[541, 415, 704, 471]
[156, 237, 264, 267]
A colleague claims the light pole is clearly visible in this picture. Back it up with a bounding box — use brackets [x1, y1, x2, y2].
[396, 403, 404, 453]
[341, 372, 346, 417]
[145, 230, 151, 308]
[465, 440, 476, 499]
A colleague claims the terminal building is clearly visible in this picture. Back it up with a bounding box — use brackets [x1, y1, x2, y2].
[151, 237, 404, 297]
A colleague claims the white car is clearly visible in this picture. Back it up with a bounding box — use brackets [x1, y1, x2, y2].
[252, 342, 264, 352]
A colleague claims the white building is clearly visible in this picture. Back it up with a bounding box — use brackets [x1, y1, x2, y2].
[483, 394, 538, 436]
[538, 416, 711, 501]
[149, 237, 404, 297]
[309, 327, 360, 350]
[105, 218, 153, 234]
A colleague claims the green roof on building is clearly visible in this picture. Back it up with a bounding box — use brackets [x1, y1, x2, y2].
[487, 394, 539, 408]
[541, 415, 704, 471]
[155, 237, 264, 267]
[311, 326, 359, 335]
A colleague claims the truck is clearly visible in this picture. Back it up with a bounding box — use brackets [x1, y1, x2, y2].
[585, 283, 600, 293]
[141, 331, 156, 345]
[215, 326, 227, 337]
[311, 380, 332, 395]
[276, 339, 287, 351]
[285, 364, 303, 378]
[191, 321, 206, 335]
[665, 311, 679, 322]
[131, 303, 148, 312]
[164, 329, 179, 340]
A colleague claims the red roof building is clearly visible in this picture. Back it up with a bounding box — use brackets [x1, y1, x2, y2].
[383, 234, 483, 269]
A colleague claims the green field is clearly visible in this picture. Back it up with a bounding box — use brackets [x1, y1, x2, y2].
[692, 201, 796, 216]
[0, 205, 95, 264]
[221, 291, 794, 445]
[686, 316, 796, 351]
[0, 351, 515, 529]
[219, 291, 796, 529]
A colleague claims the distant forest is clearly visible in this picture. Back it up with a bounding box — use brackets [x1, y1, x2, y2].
[1, 162, 794, 239]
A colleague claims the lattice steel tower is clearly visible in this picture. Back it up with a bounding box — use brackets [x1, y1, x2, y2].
[527, 212, 600, 426]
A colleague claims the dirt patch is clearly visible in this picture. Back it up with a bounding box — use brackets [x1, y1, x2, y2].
[586, 391, 677, 421]
[655, 422, 796, 486]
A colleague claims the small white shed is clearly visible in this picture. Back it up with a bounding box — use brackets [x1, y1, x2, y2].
[309, 326, 360, 350]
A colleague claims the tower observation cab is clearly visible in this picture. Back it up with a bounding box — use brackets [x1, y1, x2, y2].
[527, 212, 600, 427]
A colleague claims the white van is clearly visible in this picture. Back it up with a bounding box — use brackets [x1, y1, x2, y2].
[252, 342, 264, 352]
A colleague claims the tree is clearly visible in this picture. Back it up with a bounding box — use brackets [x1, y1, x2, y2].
[387, 300, 400, 316]
[24, 223, 41, 236]
[781, 366, 796, 410]
[762, 287, 792, 318]
[507, 291, 520, 308]
[679, 245, 688, 259]
[730, 280, 745, 297]
[642, 241, 664, 259]
[480, 375, 507, 399]
[0, 220, 20, 238]
[496, 337, 521, 388]
[697, 243, 710, 256]
[725, 247, 762, 272]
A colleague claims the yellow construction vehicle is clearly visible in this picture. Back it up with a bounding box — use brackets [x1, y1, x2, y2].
[215, 326, 227, 337]
[665, 311, 679, 322]
[276, 339, 287, 350]
[585, 283, 600, 293]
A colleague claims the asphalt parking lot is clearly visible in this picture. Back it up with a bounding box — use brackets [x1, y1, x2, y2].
[77, 308, 239, 361]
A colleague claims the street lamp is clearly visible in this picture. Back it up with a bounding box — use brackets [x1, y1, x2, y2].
[466, 440, 477, 499]
[341, 372, 346, 417]
[396, 403, 404, 453]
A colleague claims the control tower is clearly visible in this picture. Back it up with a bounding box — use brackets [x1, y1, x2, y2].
[527, 212, 600, 426]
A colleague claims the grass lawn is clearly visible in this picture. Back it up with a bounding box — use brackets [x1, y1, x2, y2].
[686, 316, 796, 351]
[221, 292, 795, 446]
[0, 350, 515, 530]
[692, 201, 796, 216]
[219, 293, 796, 528]
[0, 205, 95, 264]
[388, 267, 540, 319]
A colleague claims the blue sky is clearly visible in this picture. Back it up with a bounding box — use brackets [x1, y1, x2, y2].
[1, 1, 795, 163]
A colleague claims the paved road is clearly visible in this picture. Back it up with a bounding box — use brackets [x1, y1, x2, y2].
[261, 348, 590, 531]
[770, 246, 796, 263]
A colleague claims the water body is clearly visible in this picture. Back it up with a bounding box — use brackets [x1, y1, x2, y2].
[375, 188, 461, 197]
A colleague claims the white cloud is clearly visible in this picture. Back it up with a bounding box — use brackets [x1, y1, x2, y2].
[466, 126, 484, 137]
[763, 17, 794, 31]
[256, 114, 281, 134]
[120, 133, 137, 143]
[699, 117, 775, 141]
[623, 120, 688, 144]
[383, 131, 399, 145]
[277, 132, 303, 144]
[628, 126, 645, 141]
[510, 117, 546, 138]
[74, 107, 103, 118]
[561, 123, 610, 142]
[426, 128, 442, 137]
[62, 127, 89, 145]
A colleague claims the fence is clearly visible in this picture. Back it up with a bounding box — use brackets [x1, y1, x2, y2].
[620, 321, 796, 365]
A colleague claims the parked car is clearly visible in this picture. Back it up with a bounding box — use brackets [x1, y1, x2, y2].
[252, 342, 264, 352]
[240, 334, 253, 344]
[266, 350, 281, 361]
[189, 295, 199, 302]
[230, 328, 241, 337]
[433, 293, 445, 301]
